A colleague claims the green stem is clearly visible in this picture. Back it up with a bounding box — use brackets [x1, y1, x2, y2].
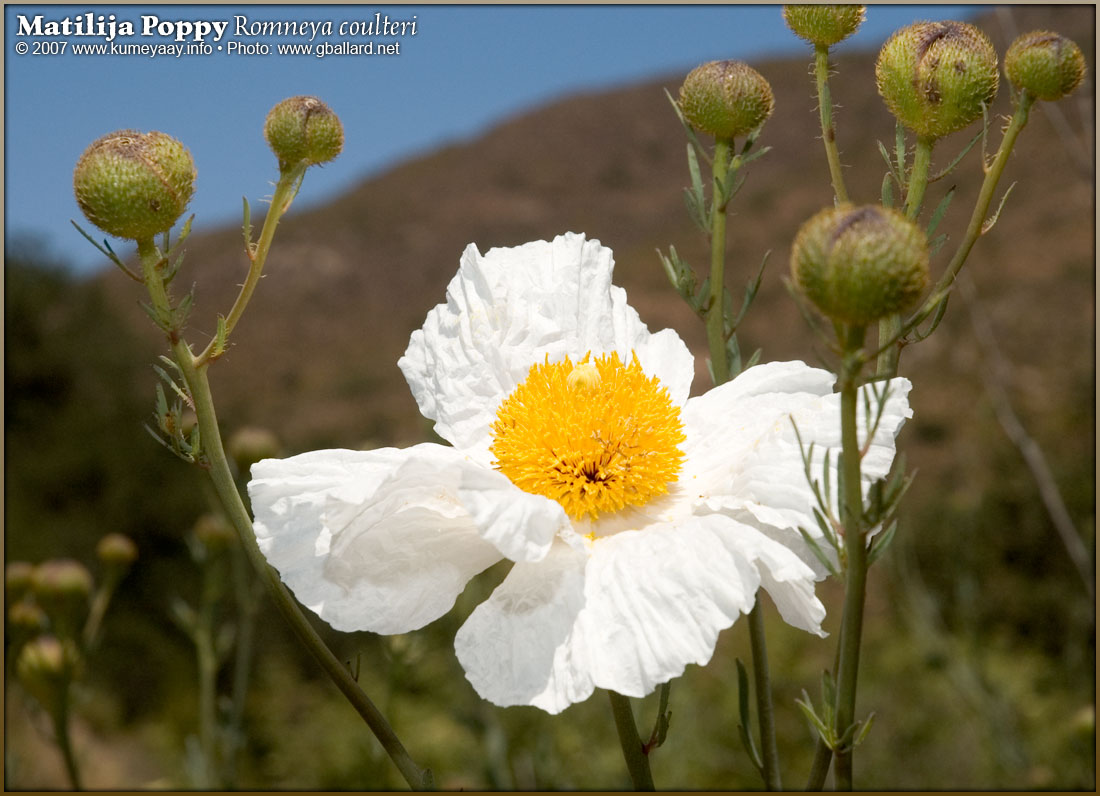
[748, 603, 782, 790]
[703, 141, 781, 789]
[195, 555, 222, 787]
[225, 543, 261, 787]
[194, 162, 307, 367]
[82, 576, 119, 650]
[707, 138, 733, 386]
[904, 136, 934, 221]
[608, 691, 655, 791]
[54, 689, 83, 790]
[814, 44, 849, 204]
[833, 325, 868, 792]
[804, 644, 843, 790]
[918, 93, 1035, 320]
[137, 244, 431, 791]
[876, 136, 934, 378]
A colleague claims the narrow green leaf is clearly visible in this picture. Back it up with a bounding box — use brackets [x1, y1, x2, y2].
[70, 220, 141, 280]
[930, 129, 982, 183]
[821, 670, 837, 723]
[881, 171, 895, 208]
[743, 347, 762, 372]
[928, 232, 949, 258]
[213, 315, 229, 358]
[925, 186, 956, 239]
[867, 519, 898, 566]
[877, 139, 894, 175]
[853, 712, 876, 748]
[795, 693, 832, 742]
[736, 657, 753, 731]
[981, 181, 1017, 235]
[894, 121, 907, 184]
[242, 196, 253, 248]
[799, 527, 840, 578]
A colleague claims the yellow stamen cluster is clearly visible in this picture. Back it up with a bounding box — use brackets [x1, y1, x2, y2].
[491, 352, 685, 521]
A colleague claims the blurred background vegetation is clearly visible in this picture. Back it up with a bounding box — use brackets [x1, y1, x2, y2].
[5, 5, 1094, 790]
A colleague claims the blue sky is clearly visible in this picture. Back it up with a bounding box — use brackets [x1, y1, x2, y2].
[6, 4, 982, 274]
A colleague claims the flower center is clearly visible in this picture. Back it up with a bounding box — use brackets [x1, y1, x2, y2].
[490, 352, 685, 520]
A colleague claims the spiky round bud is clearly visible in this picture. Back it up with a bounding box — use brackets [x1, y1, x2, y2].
[876, 21, 999, 140]
[783, 5, 866, 47]
[74, 130, 195, 240]
[226, 426, 281, 473]
[264, 96, 344, 168]
[791, 204, 930, 327]
[1005, 31, 1086, 101]
[16, 636, 78, 716]
[97, 533, 138, 569]
[679, 61, 775, 140]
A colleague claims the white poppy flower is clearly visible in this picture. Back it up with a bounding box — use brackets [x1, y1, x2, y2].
[248, 232, 912, 715]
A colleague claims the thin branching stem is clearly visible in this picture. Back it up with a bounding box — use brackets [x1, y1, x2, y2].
[815, 44, 849, 203]
[194, 162, 307, 367]
[137, 241, 432, 791]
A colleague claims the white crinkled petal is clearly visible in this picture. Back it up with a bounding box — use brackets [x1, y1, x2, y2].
[730, 377, 913, 537]
[683, 366, 911, 575]
[575, 517, 761, 698]
[455, 541, 594, 714]
[680, 361, 837, 501]
[398, 233, 694, 465]
[248, 444, 563, 634]
[720, 522, 827, 636]
[455, 514, 822, 713]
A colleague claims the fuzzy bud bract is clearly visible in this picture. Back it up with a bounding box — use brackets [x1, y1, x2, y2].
[679, 61, 775, 140]
[74, 130, 195, 240]
[264, 96, 344, 169]
[783, 5, 866, 47]
[876, 21, 999, 140]
[791, 204, 930, 326]
[1005, 31, 1086, 101]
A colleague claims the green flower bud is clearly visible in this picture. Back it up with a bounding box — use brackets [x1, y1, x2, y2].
[8, 599, 48, 635]
[73, 129, 196, 240]
[876, 21, 999, 140]
[1005, 30, 1086, 101]
[791, 204, 930, 327]
[31, 559, 93, 636]
[226, 426, 281, 473]
[6, 560, 36, 602]
[97, 533, 138, 569]
[679, 61, 775, 140]
[17, 635, 78, 716]
[783, 5, 866, 47]
[264, 96, 344, 168]
[32, 559, 94, 602]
